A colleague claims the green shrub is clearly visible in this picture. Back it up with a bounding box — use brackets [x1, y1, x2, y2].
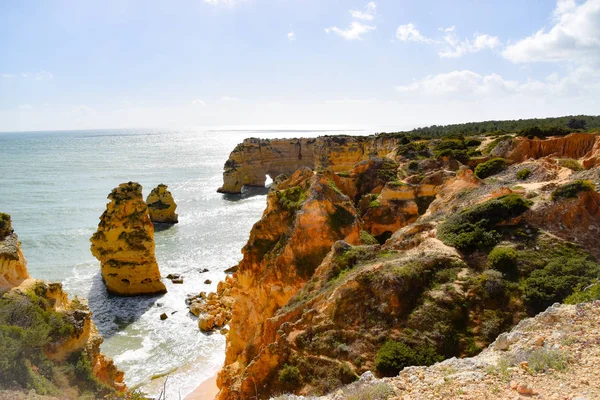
[517, 126, 570, 138]
[528, 348, 568, 373]
[375, 341, 442, 377]
[516, 168, 532, 180]
[279, 364, 301, 385]
[465, 139, 482, 147]
[0, 213, 12, 239]
[437, 195, 531, 252]
[359, 230, 378, 245]
[396, 142, 430, 159]
[488, 247, 519, 279]
[558, 158, 583, 171]
[551, 180, 595, 201]
[523, 254, 600, 313]
[474, 158, 507, 179]
[467, 149, 482, 157]
[564, 282, 600, 304]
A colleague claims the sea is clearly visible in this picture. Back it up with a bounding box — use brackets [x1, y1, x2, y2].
[0, 127, 382, 398]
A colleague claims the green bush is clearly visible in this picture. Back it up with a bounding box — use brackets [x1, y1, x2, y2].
[517, 126, 570, 138]
[437, 195, 531, 252]
[551, 180, 595, 201]
[558, 159, 583, 171]
[395, 142, 430, 159]
[276, 186, 307, 211]
[488, 247, 519, 279]
[523, 254, 600, 313]
[474, 158, 507, 179]
[0, 213, 12, 239]
[564, 282, 600, 304]
[516, 168, 532, 180]
[375, 341, 442, 377]
[279, 364, 301, 385]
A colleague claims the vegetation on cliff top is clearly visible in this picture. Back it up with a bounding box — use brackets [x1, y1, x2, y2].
[379, 115, 600, 139]
[0, 212, 12, 239]
[437, 194, 531, 252]
[0, 283, 115, 398]
[550, 180, 595, 201]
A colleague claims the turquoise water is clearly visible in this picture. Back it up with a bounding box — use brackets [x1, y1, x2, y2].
[0, 128, 371, 398]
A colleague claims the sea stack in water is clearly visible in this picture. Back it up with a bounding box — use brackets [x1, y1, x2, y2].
[146, 184, 178, 224]
[0, 213, 31, 289]
[90, 182, 166, 295]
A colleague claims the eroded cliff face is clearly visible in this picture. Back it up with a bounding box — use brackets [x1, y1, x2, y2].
[0, 213, 30, 289]
[146, 184, 179, 224]
[214, 131, 600, 399]
[90, 182, 166, 296]
[506, 133, 600, 168]
[217, 136, 399, 194]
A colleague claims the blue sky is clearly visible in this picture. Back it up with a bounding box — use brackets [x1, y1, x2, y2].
[0, 0, 598, 131]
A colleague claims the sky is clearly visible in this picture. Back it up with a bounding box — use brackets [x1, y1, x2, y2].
[0, 0, 598, 132]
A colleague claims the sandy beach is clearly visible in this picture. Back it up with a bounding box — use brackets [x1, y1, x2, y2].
[184, 374, 219, 400]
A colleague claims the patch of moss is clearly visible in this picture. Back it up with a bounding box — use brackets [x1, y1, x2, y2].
[359, 230, 378, 245]
[276, 186, 308, 211]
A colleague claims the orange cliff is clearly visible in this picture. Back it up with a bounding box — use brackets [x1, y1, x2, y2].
[0, 213, 125, 392]
[215, 157, 448, 399]
[0, 213, 30, 289]
[217, 135, 399, 194]
[90, 182, 167, 296]
[505, 132, 600, 168]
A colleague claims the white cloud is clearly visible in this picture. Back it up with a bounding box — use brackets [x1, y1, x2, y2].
[288, 31, 296, 41]
[221, 96, 239, 102]
[503, 0, 600, 64]
[396, 23, 437, 44]
[35, 70, 54, 80]
[395, 23, 499, 57]
[325, 21, 376, 40]
[439, 31, 501, 58]
[350, 2, 376, 21]
[2, 73, 14, 78]
[192, 99, 208, 107]
[71, 105, 95, 114]
[396, 67, 599, 97]
[204, 0, 237, 5]
[325, 98, 378, 104]
[18, 104, 34, 110]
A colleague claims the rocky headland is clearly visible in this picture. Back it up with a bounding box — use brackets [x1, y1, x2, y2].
[90, 182, 167, 296]
[0, 215, 125, 398]
[0, 213, 30, 289]
[147, 183, 179, 224]
[211, 130, 600, 399]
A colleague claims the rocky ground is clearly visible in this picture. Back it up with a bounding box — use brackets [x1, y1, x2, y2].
[285, 300, 600, 400]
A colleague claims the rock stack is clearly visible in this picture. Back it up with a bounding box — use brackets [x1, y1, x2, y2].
[90, 182, 166, 295]
[0, 213, 30, 289]
[146, 184, 179, 224]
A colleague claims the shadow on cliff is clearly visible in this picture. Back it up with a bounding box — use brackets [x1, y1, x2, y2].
[87, 273, 163, 339]
[221, 185, 270, 201]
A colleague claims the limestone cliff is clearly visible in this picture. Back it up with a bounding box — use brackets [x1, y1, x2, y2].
[217, 135, 399, 194]
[90, 182, 166, 295]
[1, 280, 125, 395]
[0, 216, 124, 397]
[146, 184, 178, 224]
[506, 132, 600, 168]
[0, 213, 30, 289]
[215, 130, 600, 399]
